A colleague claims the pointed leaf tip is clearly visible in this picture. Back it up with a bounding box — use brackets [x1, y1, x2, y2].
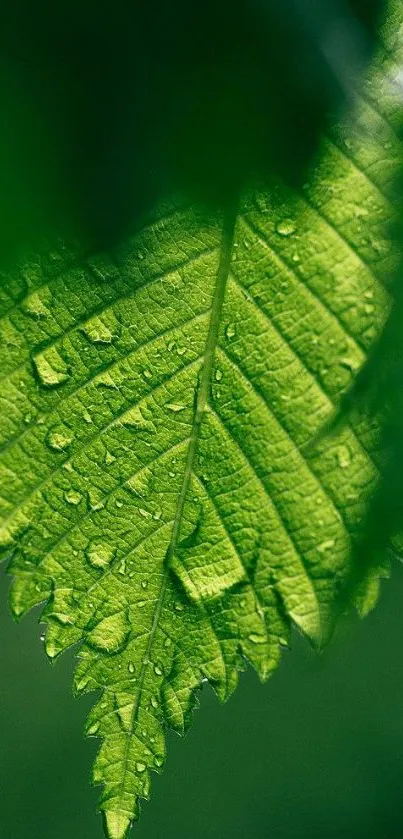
[103, 810, 132, 839]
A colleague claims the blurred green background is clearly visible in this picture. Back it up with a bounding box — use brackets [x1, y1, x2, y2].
[1, 563, 403, 839]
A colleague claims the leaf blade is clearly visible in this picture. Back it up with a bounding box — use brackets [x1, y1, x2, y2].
[1, 6, 403, 834]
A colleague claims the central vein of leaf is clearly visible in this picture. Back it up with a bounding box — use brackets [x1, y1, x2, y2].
[165, 204, 237, 565]
[112, 207, 237, 827]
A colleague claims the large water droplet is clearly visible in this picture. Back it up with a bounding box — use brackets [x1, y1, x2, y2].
[87, 611, 130, 654]
[248, 633, 267, 645]
[137, 509, 149, 520]
[276, 219, 296, 237]
[22, 290, 52, 319]
[34, 348, 70, 387]
[81, 315, 114, 344]
[123, 405, 152, 431]
[47, 425, 73, 452]
[86, 541, 115, 570]
[87, 487, 104, 512]
[136, 762, 146, 774]
[64, 489, 83, 506]
[117, 699, 134, 732]
[99, 372, 123, 394]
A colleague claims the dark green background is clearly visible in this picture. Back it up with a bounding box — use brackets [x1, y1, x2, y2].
[1, 563, 403, 839]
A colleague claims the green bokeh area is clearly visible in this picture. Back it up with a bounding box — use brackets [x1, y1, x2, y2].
[2, 564, 403, 839]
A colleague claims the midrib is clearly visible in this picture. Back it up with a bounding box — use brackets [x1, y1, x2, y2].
[112, 205, 237, 825]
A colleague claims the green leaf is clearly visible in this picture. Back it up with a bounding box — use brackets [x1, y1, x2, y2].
[1, 5, 402, 837]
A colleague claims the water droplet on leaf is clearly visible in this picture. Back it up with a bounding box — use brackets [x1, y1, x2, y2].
[123, 405, 152, 432]
[22, 290, 52, 319]
[34, 348, 70, 388]
[276, 219, 296, 237]
[139, 508, 151, 518]
[136, 762, 146, 774]
[248, 633, 266, 645]
[47, 426, 73, 452]
[81, 316, 114, 344]
[166, 403, 186, 413]
[64, 489, 83, 506]
[87, 611, 130, 655]
[86, 542, 115, 570]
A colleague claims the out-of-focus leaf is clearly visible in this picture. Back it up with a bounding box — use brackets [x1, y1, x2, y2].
[0, 0, 386, 262]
